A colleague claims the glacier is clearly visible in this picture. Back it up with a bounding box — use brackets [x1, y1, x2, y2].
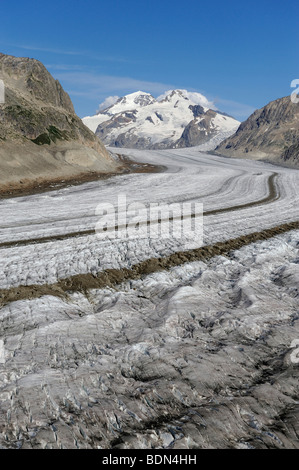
[0, 147, 298, 449]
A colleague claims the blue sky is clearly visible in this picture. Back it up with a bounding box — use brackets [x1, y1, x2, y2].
[1, 0, 298, 120]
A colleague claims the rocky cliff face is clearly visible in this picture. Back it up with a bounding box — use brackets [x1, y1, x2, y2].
[0, 53, 117, 192]
[176, 109, 219, 147]
[215, 96, 299, 168]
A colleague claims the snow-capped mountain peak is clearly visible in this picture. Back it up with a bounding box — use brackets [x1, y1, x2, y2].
[83, 89, 240, 149]
[157, 89, 214, 110]
[126, 91, 157, 107]
[102, 91, 157, 115]
[159, 89, 189, 104]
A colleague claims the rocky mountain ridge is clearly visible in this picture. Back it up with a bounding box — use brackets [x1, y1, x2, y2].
[215, 96, 299, 168]
[0, 53, 118, 193]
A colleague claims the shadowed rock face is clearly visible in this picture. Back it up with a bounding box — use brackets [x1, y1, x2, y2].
[176, 110, 218, 148]
[0, 53, 117, 191]
[215, 96, 299, 168]
[0, 53, 75, 113]
[281, 142, 299, 165]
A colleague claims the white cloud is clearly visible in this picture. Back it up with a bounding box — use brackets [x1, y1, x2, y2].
[46, 64, 85, 71]
[52, 70, 255, 121]
[183, 91, 216, 109]
[1, 43, 131, 63]
[156, 89, 216, 109]
[55, 72, 177, 98]
[213, 98, 256, 120]
[12, 44, 81, 56]
[97, 96, 120, 112]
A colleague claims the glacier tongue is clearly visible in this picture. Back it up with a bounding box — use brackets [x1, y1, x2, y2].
[1, 146, 298, 449]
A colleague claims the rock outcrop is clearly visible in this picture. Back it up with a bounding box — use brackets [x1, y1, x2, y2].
[0, 53, 118, 193]
[215, 96, 299, 168]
